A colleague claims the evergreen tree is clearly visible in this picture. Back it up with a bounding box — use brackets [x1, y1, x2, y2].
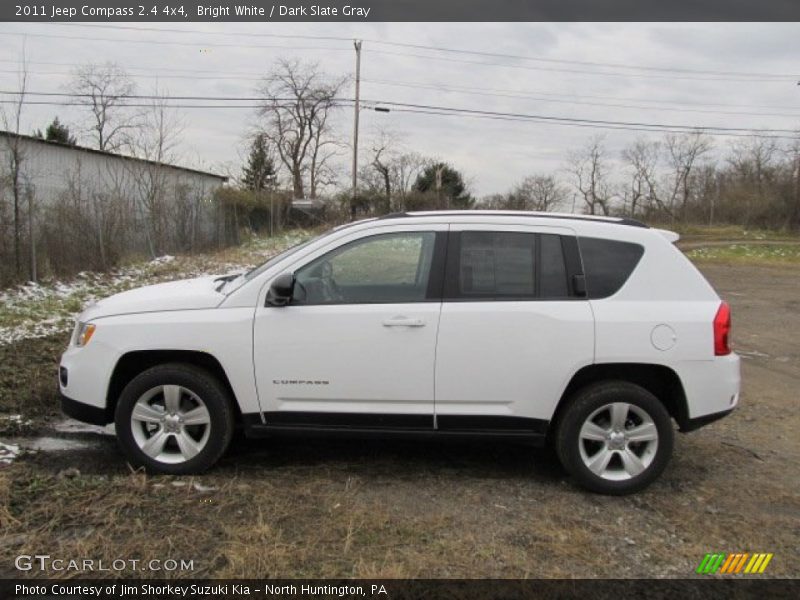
[43, 117, 77, 145]
[242, 133, 277, 191]
[413, 162, 473, 209]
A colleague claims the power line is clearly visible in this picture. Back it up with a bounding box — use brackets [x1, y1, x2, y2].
[40, 22, 800, 81]
[364, 78, 800, 112]
[361, 99, 800, 135]
[4, 27, 797, 83]
[51, 22, 355, 43]
[4, 89, 798, 130]
[368, 49, 796, 83]
[0, 68, 268, 82]
[0, 99, 351, 109]
[0, 31, 349, 53]
[362, 78, 800, 119]
[0, 59, 800, 117]
[0, 90, 288, 101]
[365, 39, 797, 80]
[2, 93, 796, 138]
[382, 106, 798, 139]
[0, 58, 272, 78]
[2, 66, 799, 116]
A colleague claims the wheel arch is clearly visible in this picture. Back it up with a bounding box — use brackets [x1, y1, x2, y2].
[105, 350, 241, 425]
[548, 363, 689, 440]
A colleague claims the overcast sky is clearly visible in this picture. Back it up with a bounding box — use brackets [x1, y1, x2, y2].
[1, 22, 798, 196]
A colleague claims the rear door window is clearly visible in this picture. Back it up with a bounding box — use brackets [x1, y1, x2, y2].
[445, 231, 574, 300]
[459, 231, 535, 298]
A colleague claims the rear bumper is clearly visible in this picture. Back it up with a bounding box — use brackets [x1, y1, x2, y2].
[679, 407, 734, 433]
[677, 353, 741, 422]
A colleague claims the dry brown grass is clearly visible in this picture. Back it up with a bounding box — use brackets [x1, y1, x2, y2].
[0, 262, 798, 580]
[0, 333, 69, 434]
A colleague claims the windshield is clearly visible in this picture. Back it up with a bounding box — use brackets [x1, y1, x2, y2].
[242, 238, 316, 282]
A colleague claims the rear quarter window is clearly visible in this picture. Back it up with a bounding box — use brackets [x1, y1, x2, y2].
[578, 237, 644, 299]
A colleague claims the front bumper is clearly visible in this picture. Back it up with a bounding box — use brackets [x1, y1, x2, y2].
[61, 393, 111, 425]
[58, 339, 119, 418]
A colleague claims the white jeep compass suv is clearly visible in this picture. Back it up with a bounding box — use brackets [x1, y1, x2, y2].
[59, 211, 740, 494]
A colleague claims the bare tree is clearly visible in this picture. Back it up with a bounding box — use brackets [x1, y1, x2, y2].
[509, 175, 566, 212]
[369, 129, 397, 213]
[621, 138, 661, 217]
[393, 152, 431, 209]
[1, 47, 30, 279]
[126, 85, 184, 257]
[256, 59, 347, 200]
[359, 128, 408, 213]
[728, 135, 779, 199]
[664, 131, 713, 222]
[356, 130, 433, 215]
[566, 136, 614, 215]
[68, 62, 138, 151]
[789, 135, 800, 229]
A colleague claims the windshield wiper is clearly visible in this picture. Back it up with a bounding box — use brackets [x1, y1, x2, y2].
[214, 273, 243, 292]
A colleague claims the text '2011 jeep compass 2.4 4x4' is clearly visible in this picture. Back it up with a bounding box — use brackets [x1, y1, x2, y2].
[59, 211, 740, 494]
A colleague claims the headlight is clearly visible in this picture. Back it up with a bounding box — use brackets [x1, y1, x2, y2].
[75, 322, 96, 347]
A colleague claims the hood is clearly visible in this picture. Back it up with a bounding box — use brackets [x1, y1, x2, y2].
[80, 276, 225, 321]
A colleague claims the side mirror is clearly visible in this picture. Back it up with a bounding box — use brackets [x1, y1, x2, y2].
[266, 272, 295, 307]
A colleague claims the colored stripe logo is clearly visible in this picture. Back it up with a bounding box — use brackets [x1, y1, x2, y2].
[696, 553, 773, 574]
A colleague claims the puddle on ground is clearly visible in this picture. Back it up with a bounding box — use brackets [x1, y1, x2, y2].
[53, 418, 115, 436]
[0, 418, 114, 466]
[16, 437, 94, 452]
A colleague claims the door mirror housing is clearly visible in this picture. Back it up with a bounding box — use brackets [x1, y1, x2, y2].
[266, 272, 296, 306]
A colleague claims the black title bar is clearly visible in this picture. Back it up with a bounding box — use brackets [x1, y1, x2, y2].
[3, 1, 800, 22]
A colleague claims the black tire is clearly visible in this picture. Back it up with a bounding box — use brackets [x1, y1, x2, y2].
[555, 381, 674, 495]
[114, 363, 235, 475]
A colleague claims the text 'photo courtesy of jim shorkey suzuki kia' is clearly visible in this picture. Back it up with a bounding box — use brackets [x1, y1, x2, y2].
[58, 211, 740, 495]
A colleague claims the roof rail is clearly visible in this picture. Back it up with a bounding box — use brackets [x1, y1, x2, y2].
[377, 211, 649, 228]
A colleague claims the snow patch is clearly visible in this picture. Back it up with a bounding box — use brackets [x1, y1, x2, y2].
[0, 441, 21, 466]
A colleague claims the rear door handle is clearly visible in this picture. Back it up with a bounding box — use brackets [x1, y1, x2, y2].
[382, 317, 426, 327]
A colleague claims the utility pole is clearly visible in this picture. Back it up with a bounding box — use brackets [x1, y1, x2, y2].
[435, 164, 445, 209]
[26, 183, 36, 283]
[351, 40, 362, 221]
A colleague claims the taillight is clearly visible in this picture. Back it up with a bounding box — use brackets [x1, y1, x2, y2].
[714, 301, 731, 356]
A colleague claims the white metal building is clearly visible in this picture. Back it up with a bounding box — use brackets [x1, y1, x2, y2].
[0, 131, 227, 208]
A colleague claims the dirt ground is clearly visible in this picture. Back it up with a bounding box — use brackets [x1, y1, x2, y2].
[0, 261, 798, 579]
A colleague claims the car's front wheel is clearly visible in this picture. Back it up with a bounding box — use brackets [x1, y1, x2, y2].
[556, 381, 674, 495]
[115, 363, 235, 474]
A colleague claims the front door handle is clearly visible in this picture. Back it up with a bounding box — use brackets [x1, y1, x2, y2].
[382, 317, 426, 327]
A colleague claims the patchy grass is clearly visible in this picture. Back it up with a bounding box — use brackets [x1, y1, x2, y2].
[685, 243, 800, 264]
[673, 225, 799, 243]
[0, 333, 69, 435]
[0, 231, 315, 347]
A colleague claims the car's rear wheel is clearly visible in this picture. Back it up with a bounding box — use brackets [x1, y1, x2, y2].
[556, 381, 674, 495]
[115, 363, 234, 474]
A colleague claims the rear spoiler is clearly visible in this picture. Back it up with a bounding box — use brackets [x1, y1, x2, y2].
[655, 229, 680, 243]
